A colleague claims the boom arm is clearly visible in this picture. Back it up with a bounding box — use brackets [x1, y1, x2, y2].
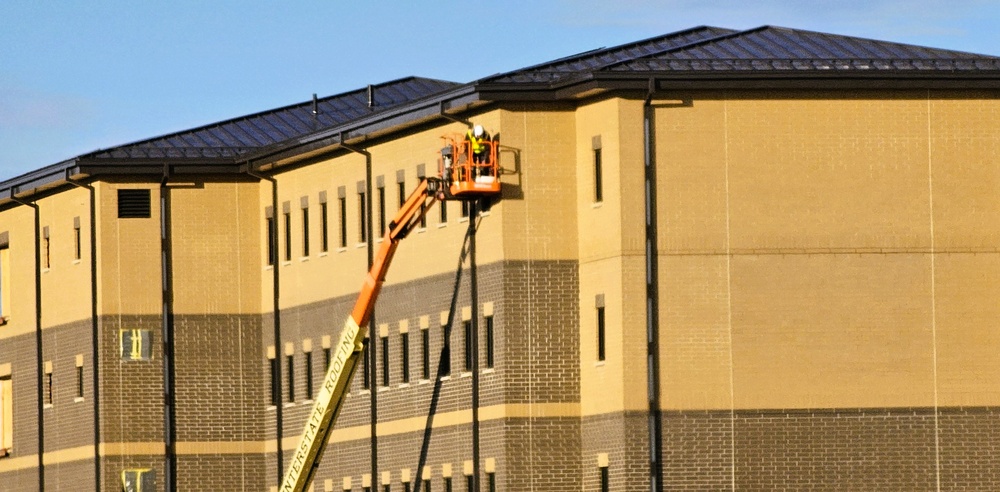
[280, 178, 440, 492]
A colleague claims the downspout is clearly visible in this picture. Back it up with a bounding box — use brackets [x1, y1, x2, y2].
[160, 168, 177, 492]
[66, 175, 101, 491]
[245, 166, 284, 484]
[468, 201, 481, 492]
[341, 137, 378, 488]
[643, 79, 664, 492]
[10, 191, 44, 491]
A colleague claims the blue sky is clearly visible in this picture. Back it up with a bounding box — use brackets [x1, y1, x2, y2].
[2, 0, 999, 181]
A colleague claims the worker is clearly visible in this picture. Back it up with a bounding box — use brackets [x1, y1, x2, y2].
[466, 125, 491, 165]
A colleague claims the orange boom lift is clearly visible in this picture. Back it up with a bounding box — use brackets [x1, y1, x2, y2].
[280, 133, 500, 492]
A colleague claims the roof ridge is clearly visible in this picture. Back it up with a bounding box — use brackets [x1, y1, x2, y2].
[593, 25, 768, 71]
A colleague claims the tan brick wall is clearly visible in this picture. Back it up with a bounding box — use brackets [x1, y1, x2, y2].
[96, 182, 162, 316]
[37, 187, 92, 329]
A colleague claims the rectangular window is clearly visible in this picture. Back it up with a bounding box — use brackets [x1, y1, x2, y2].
[381, 336, 389, 387]
[378, 186, 387, 237]
[421, 329, 430, 380]
[485, 316, 495, 369]
[597, 306, 606, 362]
[286, 354, 295, 402]
[304, 351, 314, 400]
[358, 191, 368, 243]
[463, 321, 473, 372]
[403, 482, 411, 492]
[339, 196, 348, 248]
[266, 217, 277, 265]
[466, 475, 473, 492]
[283, 211, 292, 262]
[461, 201, 470, 218]
[422, 480, 430, 492]
[320, 202, 329, 253]
[487, 472, 495, 492]
[324, 346, 332, 371]
[76, 365, 84, 399]
[45, 367, 53, 406]
[362, 341, 371, 390]
[0, 243, 9, 320]
[0, 375, 11, 454]
[444, 477, 452, 492]
[43, 228, 50, 269]
[594, 147, 603, 203]
[600, 466, 609, 492]
[384, 485, 390, 492]
[441, 325, 451, 376]
[73, 218, 81, 260]
[401, 332, 410, 383]
[439, 200, 448, 224]
[269, 357, 279, 406]
[363, 487, 371, 492]
[302, 206, 310, 257]
[398, 181, 406, 209]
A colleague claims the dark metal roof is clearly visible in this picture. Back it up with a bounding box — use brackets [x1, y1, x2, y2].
[81, 76, 459, 161]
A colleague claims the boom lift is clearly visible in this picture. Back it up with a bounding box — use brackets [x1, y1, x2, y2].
[280, 134, 501, 492]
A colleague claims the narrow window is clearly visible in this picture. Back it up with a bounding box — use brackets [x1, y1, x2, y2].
[463, 321, 473, 372]
[441, 325, 451, 376]
[76, 365, 84, 399]
[461, 201, 470, 218]
[403, 482, 411, 492]
[320, 202, 329, 253]
[269, 357, 279, 406]
[283, 211, 292, 262]
[301, 206, 310, 257]
[339, 196, 348, 248]
[73, 218, 81, 260]
[362, 341, 371, 390]
[363, 487, 371, 492]
[421, 329, 430, 380]
[304, 351, 314, 400]
[401, 332, 410, 383]
[594, 147, 603, 203]
[286, 354, 295, 402]
[42, 228, 50, 269]
[0, 375, 11, 454]
[485, 316, 495, 369]
[1, 242, 10, 320]
[439, 200, 448, 224]
[378, 185, 387, 237]
[384, 484, 390, 492]
[487, 472, 495, 492]
[324, 346, 332, 371]
[422, 479, 430, 492]
[45, 366, 53, 406]
[444, 477, 452, 492]
[398, 181, 406, 209]
[266, 216, 277, 265]
[600, 466, 609, 492]
[597, 306, 606, 362]
[381, 336, 389, 387]
[419, 202, 427, 229]
[465, 475, 473, 492]
[358, 191, 368, 243]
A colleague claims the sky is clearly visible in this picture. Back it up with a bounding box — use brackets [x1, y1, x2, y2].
[2, 0, 999, 181]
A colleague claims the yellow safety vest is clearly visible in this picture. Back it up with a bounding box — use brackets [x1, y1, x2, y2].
[466, 130, 485, 154]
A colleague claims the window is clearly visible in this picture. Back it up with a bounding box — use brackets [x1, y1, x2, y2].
[73, 217, 81, 260]
[597, 306, 606, 362]
[45, 365, 53, 406]
[320, 201, 329, 253]
[422, 479, 430, 492]
[339, 196, 348, 248]
[378, 185, 387, 237]
[485, 316, 495, 369]
[76, 364, 84, 399]
[358, 191, 368, 243]
[439, 200, 448, 224]
[286, 354, 295, 402]
[266, 214, 277, 266]
[403, 482, 411, 492]
[600, 466, 609, 492]
[401, 332, 410, 383]
[42, 227, 50, 269]
[0, 241, 9, 321]
[398, 180, 406, 209]
[304, 351, 314, 400]
[487, 472, 495, 492]
[301, 205, 310, 257]
[465, 475, 473, 492]
[441, 325, 451, 376]
[0, 375, 10, 455]
[324, 346, 332, 371]
[463, 321, 473, 372]
[283, 210, 292, 262]
[444, 477, 452, 492]
[384, 485, 390, 492]
[594, 148, 603, 203]
[269, 356, 279, 406]
[461, 201, 470, 219]
[421, 329, 430, 380]
[381, 336, 389, 387]
[362, 341, 371, 390]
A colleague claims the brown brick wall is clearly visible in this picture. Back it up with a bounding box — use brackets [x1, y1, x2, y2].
[0, 332, 41, 458]
[42, 319, 97, 452]
[98, 315, 164, 445]
[45, 460, 97, 491]
[939, 407, 1000, 490]
[582, 412, 649, 492]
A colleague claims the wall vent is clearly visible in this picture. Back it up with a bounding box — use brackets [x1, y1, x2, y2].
[117, 189, 151, 218]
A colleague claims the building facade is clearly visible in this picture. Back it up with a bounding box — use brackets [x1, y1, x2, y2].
[2, 26, 1000, 491]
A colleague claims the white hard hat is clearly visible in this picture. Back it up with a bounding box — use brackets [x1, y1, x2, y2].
[473, 125, 484, 137]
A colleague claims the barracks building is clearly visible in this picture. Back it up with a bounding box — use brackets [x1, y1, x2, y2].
[2, 25, 1000, 491]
